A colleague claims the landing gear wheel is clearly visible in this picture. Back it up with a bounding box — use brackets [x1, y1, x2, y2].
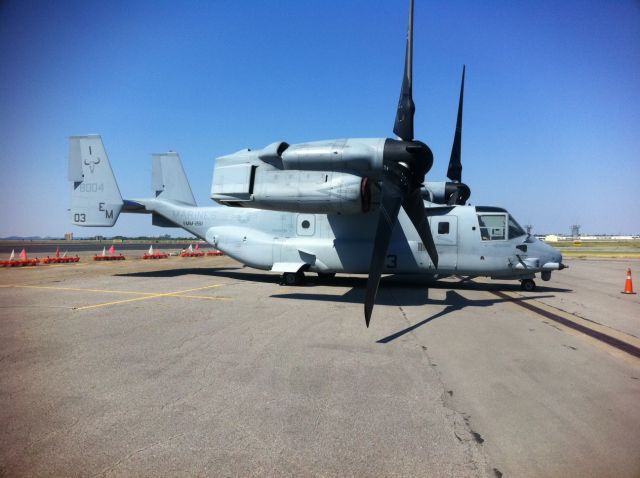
[521, 279, 536, 291]
[282, 271, 305, 286]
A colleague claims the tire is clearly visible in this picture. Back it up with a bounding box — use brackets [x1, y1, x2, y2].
[521, 279, 536, 291]
[283, 272, 298, 286]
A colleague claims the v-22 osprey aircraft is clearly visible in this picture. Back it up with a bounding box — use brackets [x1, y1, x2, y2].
[68, 0, 567, 326]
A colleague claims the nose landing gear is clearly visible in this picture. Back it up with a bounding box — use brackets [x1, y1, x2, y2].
[520, 278, 536, 291]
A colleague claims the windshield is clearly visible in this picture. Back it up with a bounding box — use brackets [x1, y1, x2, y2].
[508, 215, 526, 239]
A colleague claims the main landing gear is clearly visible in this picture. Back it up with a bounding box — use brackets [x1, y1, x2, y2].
[317, 272, 336, 281]
[281, 271, 336, 285]
[281, 271, 305, 286]
[520, 278, 536, 291]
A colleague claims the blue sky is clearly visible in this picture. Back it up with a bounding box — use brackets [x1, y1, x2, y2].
[1, 0, 638, 237]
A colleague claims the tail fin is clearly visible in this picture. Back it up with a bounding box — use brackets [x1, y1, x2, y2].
[69, 135, 123, 226]
[152, 152, 196, 205]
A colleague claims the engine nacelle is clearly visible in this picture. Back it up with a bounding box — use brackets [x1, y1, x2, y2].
[211, 138, 384, 214]
[422, 181, 471, 205]
[253, 170, 374, 214]
[281, 138, 384, 175]
[213, 167, 376, 214]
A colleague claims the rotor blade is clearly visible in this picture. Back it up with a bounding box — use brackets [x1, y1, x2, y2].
[447, 65, 465, 182]
[364, 181, 404, 327]
[403, 188, 438, 268]
[393, 0, 415, 141]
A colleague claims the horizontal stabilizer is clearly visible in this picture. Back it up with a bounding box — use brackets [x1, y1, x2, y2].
[152, 212, 179, 228]
[69, 135, 123, 226]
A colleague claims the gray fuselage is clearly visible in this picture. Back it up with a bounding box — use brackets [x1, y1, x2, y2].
[141, 198, 562, 281]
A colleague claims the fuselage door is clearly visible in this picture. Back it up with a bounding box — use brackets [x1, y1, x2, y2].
[296, 214, 316, 236]
[432, 215, 458, 269]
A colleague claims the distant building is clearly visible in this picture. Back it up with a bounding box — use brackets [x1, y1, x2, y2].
[544, 235, 559, 242]
[64, 232, 73, 241]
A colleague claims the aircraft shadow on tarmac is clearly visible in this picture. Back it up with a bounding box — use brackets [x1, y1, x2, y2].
[273, 284, 562, 343]
[374, 290, 557, 344]
[116, 267, 571, 344]
[114, 267, 264, 280]
[115, 267, 572, 294]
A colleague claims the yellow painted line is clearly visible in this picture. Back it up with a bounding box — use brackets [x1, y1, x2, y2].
[0, 283, 231, 307]
[0, 284, 153, 296]
[75, 284, 226, 310]
[176, 294, 232, 301]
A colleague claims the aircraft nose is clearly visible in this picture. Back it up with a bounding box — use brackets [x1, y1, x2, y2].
[537, 242, 568, 271]
[558, 253, 568, 270]
[545, 248, 568, 270]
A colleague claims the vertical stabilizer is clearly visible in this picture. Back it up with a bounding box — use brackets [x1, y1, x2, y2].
[69, 135, 123, 226]
[152, 152, 196, 205]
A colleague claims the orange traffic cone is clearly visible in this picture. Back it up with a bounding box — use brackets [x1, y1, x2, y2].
[622, 268, 635, 295]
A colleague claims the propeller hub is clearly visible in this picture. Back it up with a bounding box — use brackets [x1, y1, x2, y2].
[445, 181, 471, 205]
[383, 139, 433, 187]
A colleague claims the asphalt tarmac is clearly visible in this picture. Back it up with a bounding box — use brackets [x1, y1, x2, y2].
[1, 255, 639, 477]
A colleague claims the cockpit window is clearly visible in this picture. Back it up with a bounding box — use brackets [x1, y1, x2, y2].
[478, 213, 526, 240]
[477, 214, 506, 240]
[508, 216, 526, 239]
